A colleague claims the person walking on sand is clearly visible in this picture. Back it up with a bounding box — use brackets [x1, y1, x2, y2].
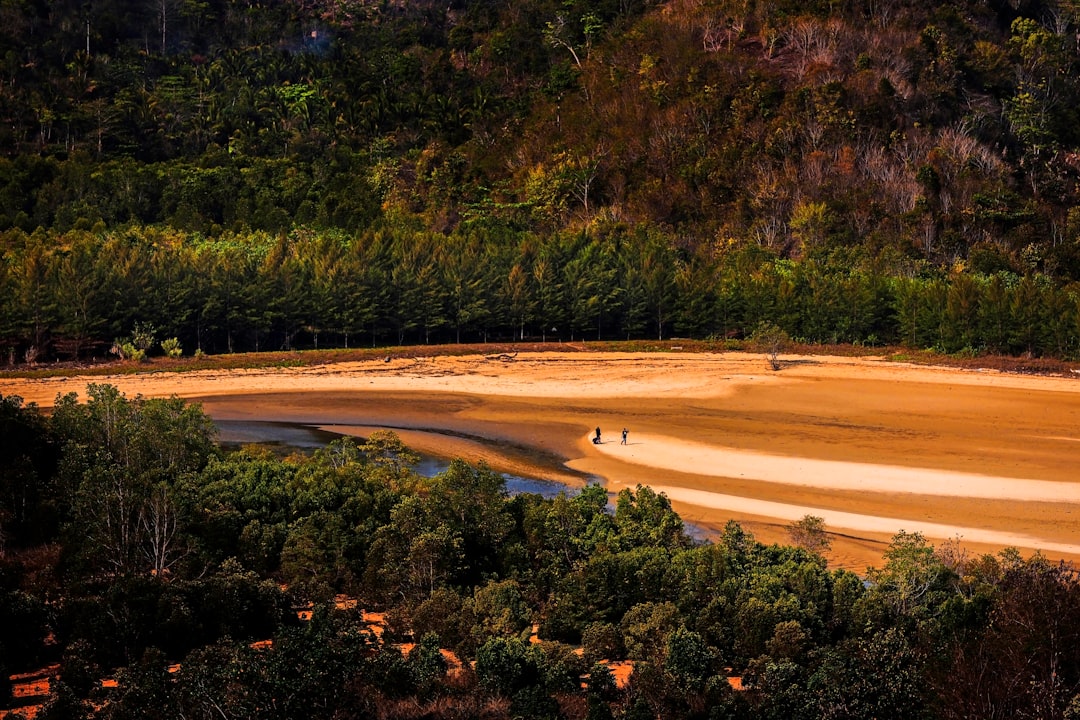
[595, 426, 602, 444]
[621, 428, 628, 445]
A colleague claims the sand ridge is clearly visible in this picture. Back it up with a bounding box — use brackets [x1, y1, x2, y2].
[590, 432, 1080, 503]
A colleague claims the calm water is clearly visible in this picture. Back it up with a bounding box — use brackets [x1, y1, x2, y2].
[216, 420, 340, 449]
[215, 420, 573, 499]
[215, 420, 711, 539]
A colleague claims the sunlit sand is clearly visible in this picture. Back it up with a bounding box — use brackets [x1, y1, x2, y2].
[5, 350, 1080, 569]
[592, 431, 1080, 502]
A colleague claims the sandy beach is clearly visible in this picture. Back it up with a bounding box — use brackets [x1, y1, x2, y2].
[4, 350, 1080, 570]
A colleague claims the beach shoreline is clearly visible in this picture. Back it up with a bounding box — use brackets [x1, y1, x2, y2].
[5, 350, 1079, 570]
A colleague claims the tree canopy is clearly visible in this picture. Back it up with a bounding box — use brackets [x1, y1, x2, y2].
[3, 0, 1080, 363]
[3, 388, 1080, 718]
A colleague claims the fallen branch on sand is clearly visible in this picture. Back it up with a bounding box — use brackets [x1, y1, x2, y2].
[484, 352, 518, 362]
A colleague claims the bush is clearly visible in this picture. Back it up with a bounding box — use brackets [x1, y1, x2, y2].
[582, 622, 624, 664]
[131, 322, 157, 353]
[475, 637, 531, 695]
[123, 344, 146, 362]
[59, 639, 101, 697]
[0, 590, 52, 670]
[161, 338, 183, 358]
[0, 652, 10, 706]
[750, 321, 791, 371]
[510, 686, 559, 720]
[111, 340, 145, 362]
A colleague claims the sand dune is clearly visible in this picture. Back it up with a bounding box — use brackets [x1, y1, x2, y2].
[591, 431, 1080, 503]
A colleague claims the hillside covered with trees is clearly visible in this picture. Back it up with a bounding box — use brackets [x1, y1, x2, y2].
[3, 0, 1080, 359]
[2, 388, 1080, 719]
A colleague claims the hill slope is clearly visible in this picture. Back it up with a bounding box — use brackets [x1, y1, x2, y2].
[2, 0, 1078, 260]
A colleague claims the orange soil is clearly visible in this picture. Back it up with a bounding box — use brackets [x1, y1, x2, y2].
[2, 664, 57, 719]
[603, 661, 634, 689]
[4, 350, 1080, 571]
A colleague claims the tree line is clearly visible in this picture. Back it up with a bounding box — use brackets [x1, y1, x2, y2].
[2, 388, 1080, 719]
[3, 222, 1080, 361]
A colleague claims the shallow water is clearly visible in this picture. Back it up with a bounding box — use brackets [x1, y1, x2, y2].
[215, 420, 573, 499]
[214, 420, 711, 539]
[216, 420, 341, 448]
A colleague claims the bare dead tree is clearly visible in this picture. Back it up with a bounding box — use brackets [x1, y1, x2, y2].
[545, 15, 583, 68]
[81, 473, 143, 575]
[140, 484, 186, 576]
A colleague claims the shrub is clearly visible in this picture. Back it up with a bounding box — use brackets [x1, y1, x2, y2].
[161, 337, 183, 358]
[582, 622, 624, 664]
[122, 343, 145, 362]
[131, 322, 157, 353]
[111, 340, 145, 362]
[751, 321, 790, 371]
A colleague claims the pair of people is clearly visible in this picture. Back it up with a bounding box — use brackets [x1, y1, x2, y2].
[594, 426, 629, 444]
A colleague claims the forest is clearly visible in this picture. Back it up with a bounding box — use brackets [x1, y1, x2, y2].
[4, 0, 1080, 360]
[5, 1, 1080, 716]
[5, 222, 1080, 359]
[2, 387, 1080, 719]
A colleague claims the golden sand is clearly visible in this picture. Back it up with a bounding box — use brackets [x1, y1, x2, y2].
[5, 351, 1079, 570]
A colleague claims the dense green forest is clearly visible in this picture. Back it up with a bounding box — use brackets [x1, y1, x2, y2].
[5, 4, 1080, 714]
[4, 0, 1080, 359]
[6, 223, 1080, 358]
[2, 388, 1080, 719]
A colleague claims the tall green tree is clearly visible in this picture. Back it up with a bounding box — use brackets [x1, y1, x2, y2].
[1010, 274, 1048, 355]
[7, 239, 57, 355]
[0, 394, 59, 547]
[52, 384, 216, 576]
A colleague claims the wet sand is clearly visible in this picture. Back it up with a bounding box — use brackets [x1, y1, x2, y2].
[4, 351, 1080, 570]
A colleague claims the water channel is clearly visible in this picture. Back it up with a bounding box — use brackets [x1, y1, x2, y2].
[215, 420, 578, 499]
[215, 419, 711, 540]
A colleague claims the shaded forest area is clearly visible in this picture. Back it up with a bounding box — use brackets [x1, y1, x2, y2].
[4, 0, 1080, 360]
[2, 388, 1080, 719]
[4, 224, 1080, 359]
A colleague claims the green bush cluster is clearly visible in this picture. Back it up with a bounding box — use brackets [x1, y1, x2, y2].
[2, 390, 1080, 718]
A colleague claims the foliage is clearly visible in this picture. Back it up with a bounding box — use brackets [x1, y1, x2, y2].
[6, 222, 1080, 362]
[1, 0, 1080, 365]
[0, 590, 52, 671]
[786, 515, 831, 557]
[160, 338, 182, 359]
[51, 384, 217, 577]
[0, 394, 59, 547]
[751, 321, 791, 371]
[5, 390, 1080, 718]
